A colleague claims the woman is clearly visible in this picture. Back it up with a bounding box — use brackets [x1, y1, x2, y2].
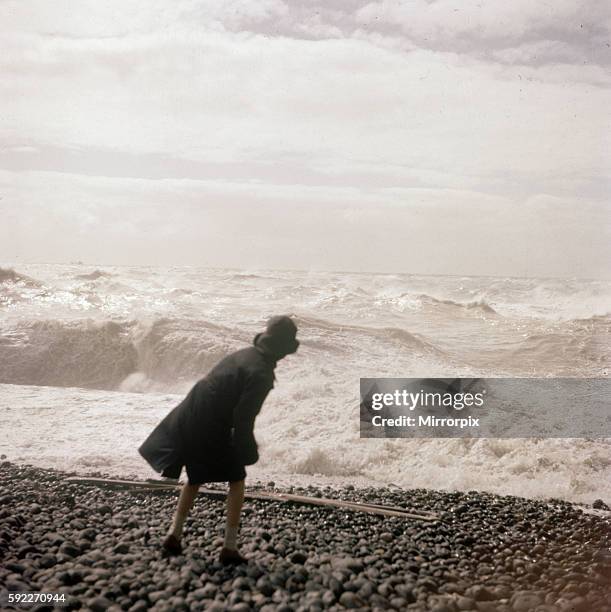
[138, 315, 299, 563]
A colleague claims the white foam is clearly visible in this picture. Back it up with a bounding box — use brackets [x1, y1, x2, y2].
[1, 383, 609, 504]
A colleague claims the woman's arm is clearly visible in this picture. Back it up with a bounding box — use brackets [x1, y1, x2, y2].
[232, 371, 274, 465]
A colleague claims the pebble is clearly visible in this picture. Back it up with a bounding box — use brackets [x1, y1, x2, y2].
[467, 584, 496, 601]
[339, 591, 363, 607]
[113, 542, 130, 554]
[58, 541, 80, 557]
[455, 595, 476, 610]
[510, 590, 543, 611]
[38, 553, 57, 568]
[330, 556, 364, 573]
[256, 577, 274, 596]
[290, 551, 308, 564]
[88, 596, 113, 611]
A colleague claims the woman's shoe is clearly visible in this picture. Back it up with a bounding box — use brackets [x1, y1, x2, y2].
[162, 533, 183, 556]
[219, 547, 247, 565]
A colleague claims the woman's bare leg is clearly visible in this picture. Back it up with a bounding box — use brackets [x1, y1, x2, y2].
[224, 479, 245, 551]
[169, 482, 200, 539]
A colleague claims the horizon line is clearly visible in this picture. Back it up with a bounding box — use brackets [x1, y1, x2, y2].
[1, 259, 609, 283]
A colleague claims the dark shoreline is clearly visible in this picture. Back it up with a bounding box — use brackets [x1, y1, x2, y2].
[1, 461, 610, 611]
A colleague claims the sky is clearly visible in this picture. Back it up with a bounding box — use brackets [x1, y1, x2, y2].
[0, 0, 610, 278]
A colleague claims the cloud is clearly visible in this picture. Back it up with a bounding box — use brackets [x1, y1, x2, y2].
[2, 29, 608, 174]
[0, 0, 289, 38]
[492, 39, 583, 65]
[356, 0, 573, 40]
[1, 169, 608, 278]
[355, 0, 611, 64]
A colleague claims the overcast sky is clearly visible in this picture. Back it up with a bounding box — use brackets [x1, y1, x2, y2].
[1, 0, 610, 278]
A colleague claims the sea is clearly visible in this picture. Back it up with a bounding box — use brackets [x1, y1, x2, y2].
[1, 263, 609, 504]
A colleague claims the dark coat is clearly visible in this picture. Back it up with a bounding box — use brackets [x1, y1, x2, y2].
[139, 345, 276, 484]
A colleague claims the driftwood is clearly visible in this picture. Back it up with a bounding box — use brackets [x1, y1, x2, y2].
[64, 476, 440, 521]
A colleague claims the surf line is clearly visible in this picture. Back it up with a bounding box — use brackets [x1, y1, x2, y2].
[63, 477, 440, 521]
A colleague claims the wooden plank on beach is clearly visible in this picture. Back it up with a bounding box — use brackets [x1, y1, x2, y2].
[64, 476, 439, 521]
[252, 491, 440, 521]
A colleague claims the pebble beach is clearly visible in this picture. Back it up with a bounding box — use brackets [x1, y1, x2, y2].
[1, 461, 610, 612]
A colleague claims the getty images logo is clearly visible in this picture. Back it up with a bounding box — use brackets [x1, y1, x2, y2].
[369, 388, 486, 411]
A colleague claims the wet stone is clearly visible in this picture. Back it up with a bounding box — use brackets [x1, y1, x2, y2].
[88, 596, 113, 612]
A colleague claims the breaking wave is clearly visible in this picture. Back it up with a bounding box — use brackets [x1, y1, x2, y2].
[293, 314, 446, 359]
[0, 315, 452, 391]
[0, 267, 40, 286]
[2, 311, 604, 392]
[0, 317, 246, 391]
[74, 269, 113, 281]
[420, 294, 498, 315]
[506, 324, 610, 373]
[0, 320, 138, 389]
